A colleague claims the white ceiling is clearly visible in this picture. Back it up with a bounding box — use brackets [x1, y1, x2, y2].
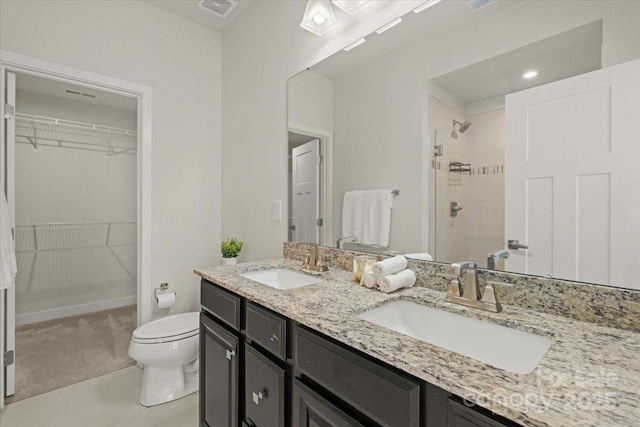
[429, 20, 603, 104]
[16, 73, 138, 112]
[143, 0, 253, 33]
[312, 0, 518, 79]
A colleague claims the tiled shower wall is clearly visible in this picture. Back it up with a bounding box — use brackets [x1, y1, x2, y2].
[467, 109, 505, 268]
[429, 95, 506, 267]
[429, 96, 469, 263]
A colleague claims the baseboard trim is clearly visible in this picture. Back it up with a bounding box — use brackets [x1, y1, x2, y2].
[16, 296, 137, 326]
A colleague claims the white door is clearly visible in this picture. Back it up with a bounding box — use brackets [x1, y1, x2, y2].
[1, 70, 17, 408]
[291, 139, 320, 243]
[505, 59, 640, 288]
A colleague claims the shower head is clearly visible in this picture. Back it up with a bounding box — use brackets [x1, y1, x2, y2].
[451, 119, 472, 139]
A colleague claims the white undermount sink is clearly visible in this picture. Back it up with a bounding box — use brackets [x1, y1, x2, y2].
[240, 268, 324, 290]
[358, 300, 552, 374]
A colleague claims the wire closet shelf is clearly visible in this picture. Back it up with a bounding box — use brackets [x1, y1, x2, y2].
[15, 113, 137, 156]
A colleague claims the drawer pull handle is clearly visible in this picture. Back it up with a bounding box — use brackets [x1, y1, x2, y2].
[252, 390, 267, 405]
[270, 333, 279, 342]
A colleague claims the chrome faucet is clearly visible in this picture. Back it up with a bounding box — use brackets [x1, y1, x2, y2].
[444, 260, 511, 313]
[336, 235, 358, 249]
[294, 242, 329, 272]
[487, 249, 510, 270]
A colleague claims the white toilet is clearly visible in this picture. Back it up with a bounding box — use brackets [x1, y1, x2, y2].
[128, 312, 200, 407]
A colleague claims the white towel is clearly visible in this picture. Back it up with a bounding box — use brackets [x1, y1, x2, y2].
[342, 189, 393, 247]
[360, 271, 379, 289]
[1, 194, 17, 290]
[372, 255, 407, 276]
[341, 190, 367, 243]
[378, 269, 416, 293]
[404, 253, 433, 261]
[361, 189, 393, 247]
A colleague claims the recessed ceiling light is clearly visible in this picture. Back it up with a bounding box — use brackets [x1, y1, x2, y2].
[522, 70, 539, 79]
[375, 18, 402, 34]
[414, 0, 442, 14]
[344, 38, 366, 52]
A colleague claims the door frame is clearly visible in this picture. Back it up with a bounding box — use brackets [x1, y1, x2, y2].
[288, 122, 333, 247]
[0, 51, 152, 404]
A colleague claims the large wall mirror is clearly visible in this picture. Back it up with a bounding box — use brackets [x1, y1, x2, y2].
[287, 0, 640, 290]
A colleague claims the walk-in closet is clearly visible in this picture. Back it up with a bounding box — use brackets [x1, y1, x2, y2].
[7, 72, 139, 401]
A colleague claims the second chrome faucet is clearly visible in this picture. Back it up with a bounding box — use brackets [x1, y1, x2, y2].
[444, 260, 509, 313]
[294, 242, 329, 272]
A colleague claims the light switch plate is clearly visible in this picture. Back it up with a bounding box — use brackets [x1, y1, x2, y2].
[273, 200, 282, 221]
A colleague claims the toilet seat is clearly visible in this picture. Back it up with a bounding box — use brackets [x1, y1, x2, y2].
[132, 312, 199, 344]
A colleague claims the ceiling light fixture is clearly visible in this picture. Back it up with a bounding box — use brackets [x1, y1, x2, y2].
[375, 17, 402, 34]
[301, 0, 337, 36]
[413, 0, 443, 14]
[522, 70, 539, 79]
[344, 38, 366, 51]
[331, 1, 371, 15]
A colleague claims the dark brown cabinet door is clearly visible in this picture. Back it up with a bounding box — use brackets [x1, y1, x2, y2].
[447, 398, 513, 427]
[200, 313, 239, 427]
[244, 344, 285, 427]
[293, 379, 364, 427]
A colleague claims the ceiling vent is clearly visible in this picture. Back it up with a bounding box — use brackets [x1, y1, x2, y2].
[196, 0, 238, 19]
[465, 0, 497, 12]
[65, 89, 96, 99]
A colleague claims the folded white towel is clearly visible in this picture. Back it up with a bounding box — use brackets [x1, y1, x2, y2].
[1, 194, 17, 290]
[404, 253, 433, 261]
[372, 255, 407, 276]
[360, 271, 379, 289]
[378, 269, 416, 293]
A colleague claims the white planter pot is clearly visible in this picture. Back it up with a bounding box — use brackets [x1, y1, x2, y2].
[222, 257, 238, 266]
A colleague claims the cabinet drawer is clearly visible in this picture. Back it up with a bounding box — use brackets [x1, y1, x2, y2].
[447, 398, 516, 427]
[246, 302, 287, 360]
[295, 326, 421, 427]
[201, 279, 242, 331]
[245, 344, 285, 427]
[293, 378, 364, 427]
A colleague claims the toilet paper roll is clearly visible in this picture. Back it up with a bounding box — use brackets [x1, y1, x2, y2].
[156, 292, 176, 309]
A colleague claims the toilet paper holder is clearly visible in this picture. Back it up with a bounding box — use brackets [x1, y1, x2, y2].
[154, 282, 175, 302]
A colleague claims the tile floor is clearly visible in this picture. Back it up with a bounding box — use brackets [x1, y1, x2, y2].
[0, 366, 198, 427]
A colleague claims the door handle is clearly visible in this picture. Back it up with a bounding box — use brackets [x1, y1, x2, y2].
[253, 389, 267, 405]
[508, 239, 529, 250]
[289, 224, 296, 230]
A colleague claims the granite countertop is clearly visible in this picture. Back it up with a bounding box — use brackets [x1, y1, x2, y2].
[195, 259, 640, 427]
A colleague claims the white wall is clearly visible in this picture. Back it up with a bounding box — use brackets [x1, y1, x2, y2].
[221, 0, 423, 261]
[288, 70, 333, 132]
[1, 0, 222, 319]
[333, 41, 424, 252]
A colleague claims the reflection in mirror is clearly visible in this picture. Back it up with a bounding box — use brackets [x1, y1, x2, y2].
[287, 0, 640, 289]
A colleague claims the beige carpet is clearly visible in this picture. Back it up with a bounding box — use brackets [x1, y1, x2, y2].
[6, 305, 137, 403]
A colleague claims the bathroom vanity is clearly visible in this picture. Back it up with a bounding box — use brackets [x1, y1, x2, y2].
[199, 275, 518, 427]
[195, 256, 640, 427]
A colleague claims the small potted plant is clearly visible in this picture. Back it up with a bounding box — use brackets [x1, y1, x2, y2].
[221, 237, 243, 265]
